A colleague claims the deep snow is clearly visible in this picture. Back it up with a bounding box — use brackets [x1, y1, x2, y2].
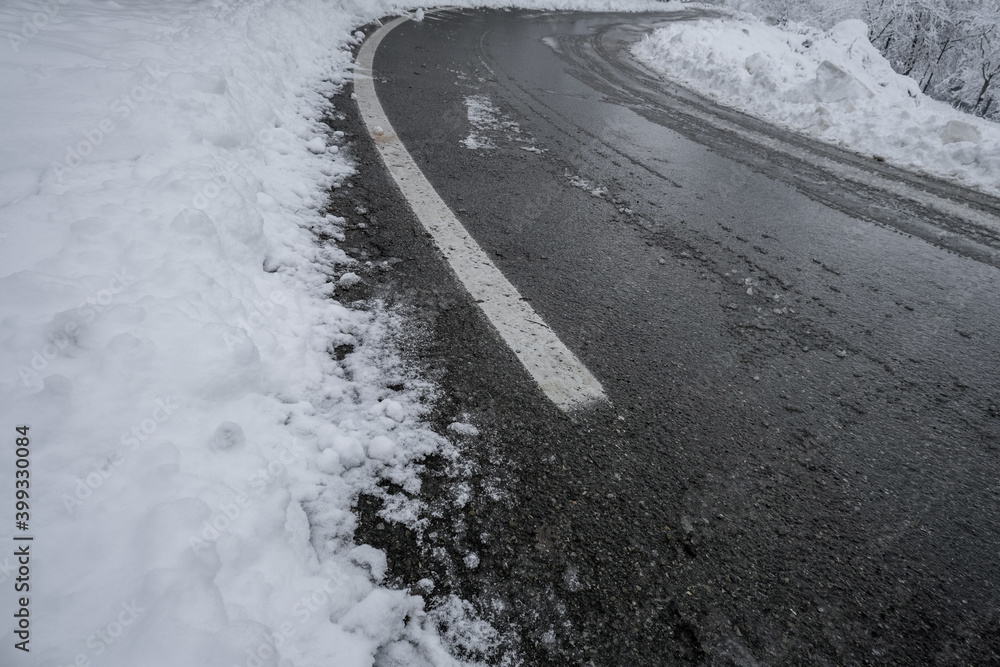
[0, 1, 679, 666]
[633, 17, 1000, 195]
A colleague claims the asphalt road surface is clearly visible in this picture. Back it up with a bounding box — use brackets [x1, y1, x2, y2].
[333, 8, 1000, 665]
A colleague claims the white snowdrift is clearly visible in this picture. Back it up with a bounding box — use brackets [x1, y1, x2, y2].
[0, 1, 460, 665]
[0, 1, 686, 667]
[633, 18, 1000, 195]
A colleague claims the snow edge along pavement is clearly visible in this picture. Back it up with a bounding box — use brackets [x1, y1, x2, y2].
[354, 14, 608, 413]
[632, 18, 1000, 217]
[0, 2, 496, 665]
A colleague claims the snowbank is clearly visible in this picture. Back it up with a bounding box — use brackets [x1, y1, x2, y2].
[633, 18, 1000, 195]
[0, 1, 462, 665]
[0, 1, 685, 666]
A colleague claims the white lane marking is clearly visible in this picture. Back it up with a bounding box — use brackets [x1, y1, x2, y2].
[355, 16, 607, 411]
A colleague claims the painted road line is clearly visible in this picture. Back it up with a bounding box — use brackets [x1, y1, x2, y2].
[354, 16, 607, 412]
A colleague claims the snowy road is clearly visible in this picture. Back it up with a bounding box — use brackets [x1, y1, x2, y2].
[345, 8, 1000, 665]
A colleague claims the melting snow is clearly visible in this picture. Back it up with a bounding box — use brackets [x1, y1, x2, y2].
[569, 173, 608, 197]
[462, 94, 519, 150]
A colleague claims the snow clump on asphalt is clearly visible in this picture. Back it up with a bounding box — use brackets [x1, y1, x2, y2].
[463, 95, 520, 150]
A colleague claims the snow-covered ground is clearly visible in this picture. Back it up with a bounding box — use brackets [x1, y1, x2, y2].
[0, 1, 680, 666]
[633, 17, 1000, 195]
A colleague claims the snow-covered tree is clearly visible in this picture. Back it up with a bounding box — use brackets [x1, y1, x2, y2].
[942, 2, 1000, 117]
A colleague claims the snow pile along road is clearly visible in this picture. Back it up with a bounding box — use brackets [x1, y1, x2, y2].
[0, 1, 468, 665]
[633, 18, 1000, 195]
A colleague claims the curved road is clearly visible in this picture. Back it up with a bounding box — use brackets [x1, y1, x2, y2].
[340, 8, 1000, 665]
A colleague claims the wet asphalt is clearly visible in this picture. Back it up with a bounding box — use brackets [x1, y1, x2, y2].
[329, 8, 1000, 666]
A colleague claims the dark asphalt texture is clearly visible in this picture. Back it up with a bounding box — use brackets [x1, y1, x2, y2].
[330, 8, 1000, 666]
